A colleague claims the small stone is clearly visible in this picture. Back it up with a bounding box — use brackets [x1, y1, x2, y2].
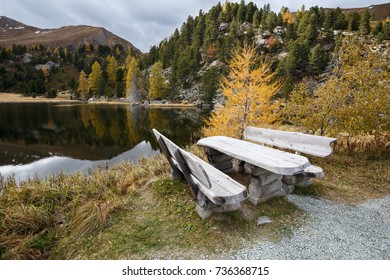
[257, 216, 272, 226]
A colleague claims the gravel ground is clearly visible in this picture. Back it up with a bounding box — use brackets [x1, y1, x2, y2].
[230, 194, 390, 260]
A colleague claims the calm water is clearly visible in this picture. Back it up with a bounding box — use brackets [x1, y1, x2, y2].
[0, 103, 209, 182]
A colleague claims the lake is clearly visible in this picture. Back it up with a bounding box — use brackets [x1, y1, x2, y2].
[0, 103, 210, 182]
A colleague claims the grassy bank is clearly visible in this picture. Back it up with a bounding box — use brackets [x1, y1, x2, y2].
[0, 146, 389, 259]
[0, 93, 198, 108]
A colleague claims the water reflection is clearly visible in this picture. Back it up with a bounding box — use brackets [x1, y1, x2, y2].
[0, 141, 159, 183]
[0, 103, 209, 181]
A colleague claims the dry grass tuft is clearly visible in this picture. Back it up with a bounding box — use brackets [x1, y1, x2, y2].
[335, 134, 389, 158]
[69, 198, 123, 238]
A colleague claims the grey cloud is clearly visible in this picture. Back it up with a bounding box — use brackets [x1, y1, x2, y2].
[1, 0, 387, 52]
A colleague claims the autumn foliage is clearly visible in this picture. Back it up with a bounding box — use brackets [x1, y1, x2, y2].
[285, 37, 390, 141]
[203, 45, 281, 139]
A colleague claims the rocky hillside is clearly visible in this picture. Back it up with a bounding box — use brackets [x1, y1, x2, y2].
[341, 2, 390, 20]
[0, 16, 140, 53]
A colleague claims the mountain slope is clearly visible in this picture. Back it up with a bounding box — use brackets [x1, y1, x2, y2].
[342, 2, 390, 20]
[0, 16, 140, 53]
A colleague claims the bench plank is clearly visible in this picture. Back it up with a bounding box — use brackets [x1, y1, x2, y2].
[153, 129, 247, 207]
[180, 151, 212, 189]
[244, 126, 336, 157]
[303, 165, 324, 178]
[197, 136, 310, 175]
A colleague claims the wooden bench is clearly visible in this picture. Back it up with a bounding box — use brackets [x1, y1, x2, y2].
[244, 126, 336, 158]
[152, 129, 247, 219]
[243, 126, 336, 186]
[197, 128, 336, 205]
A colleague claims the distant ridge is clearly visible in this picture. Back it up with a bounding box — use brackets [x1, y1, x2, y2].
[341, 2, 390, 20]
[0, 16, 141, 54]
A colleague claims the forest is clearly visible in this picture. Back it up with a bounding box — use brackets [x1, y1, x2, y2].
[0, 1, 388, 103]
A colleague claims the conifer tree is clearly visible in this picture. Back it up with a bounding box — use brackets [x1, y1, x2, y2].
[41, 66, 49, 82]
[308, 44, 328, 75]
[89, 61, 103, 95]
[149, 61, 166, 100]
[347, 12, 360, 31]
[106, 55, 118, 89]
[199, 66, 219, 103]
[252, 10, 260, 27]
[373, 20, 383, 35]
[203, 45, 281, 139]
[360, 10, 371, 35]
[125, 57, 141, 100]
[77, 70, 89, 100]
[282, 9, 294, 25]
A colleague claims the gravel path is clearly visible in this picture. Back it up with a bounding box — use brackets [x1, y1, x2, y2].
[231, 195, 390, 259]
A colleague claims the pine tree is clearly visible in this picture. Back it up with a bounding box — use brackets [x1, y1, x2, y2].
[360, 10, 371, 35]
[89, 61, 103, 95]
[236, 0, 245, 23]
[199, 66, 219, 103]
[149, 61, 166, 100]
[308, 44, 328, 75]
[203, 45, 281, 139]
[245, 1, 256, 23]
[252, 10, 260, 27]
[373, 20, 383, 35]
[34, 79, 46, 94]
[347, 12, 360, 31]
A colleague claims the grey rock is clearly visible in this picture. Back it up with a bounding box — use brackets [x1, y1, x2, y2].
[257, 216, 272, 226]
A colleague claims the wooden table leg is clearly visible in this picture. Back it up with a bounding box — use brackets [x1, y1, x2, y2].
[204, 147, 234, 174]
[282, 174, 312, 188]
[244, 163, 288, 205]
[195, 191, 241, 219]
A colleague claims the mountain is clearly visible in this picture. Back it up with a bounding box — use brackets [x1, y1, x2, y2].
[341, 2, 390, 20]
[0, 16, 140, 53]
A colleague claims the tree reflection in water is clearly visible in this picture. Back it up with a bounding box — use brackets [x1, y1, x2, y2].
[0, 103, 209, 181]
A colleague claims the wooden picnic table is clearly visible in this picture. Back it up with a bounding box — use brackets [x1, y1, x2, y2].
[197, 135, 323, 205]
[197, 136, 311, 176]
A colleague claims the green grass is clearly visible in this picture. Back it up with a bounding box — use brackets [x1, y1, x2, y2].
[54, 178, 304, 259]
[296, 152, 390, 204]
[0, 145, 388, 259]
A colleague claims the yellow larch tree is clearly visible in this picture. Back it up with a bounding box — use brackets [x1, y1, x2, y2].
[89, 61, 103, 95]
[85, 42, 91, 53]
[115, 47, 121, 57]
[148, 61, 166, 100]
[282, 10, 294, 25]
[203, 45, 281, 139]
[77, 70, 89, 100]
[106, 55, 118, 89]
[285, 37, 390, 139]
[125, 57, 141, 100]
[41, 65, 49, 82]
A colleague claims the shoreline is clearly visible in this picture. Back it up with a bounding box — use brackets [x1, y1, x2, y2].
[0, 93, 198, 108]
[0, 93, 81, 103]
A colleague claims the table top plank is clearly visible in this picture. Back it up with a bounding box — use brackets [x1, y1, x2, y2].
[197, 136, 311, 175]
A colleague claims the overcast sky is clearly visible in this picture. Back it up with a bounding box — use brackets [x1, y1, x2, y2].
[0, 0, 388, 52]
